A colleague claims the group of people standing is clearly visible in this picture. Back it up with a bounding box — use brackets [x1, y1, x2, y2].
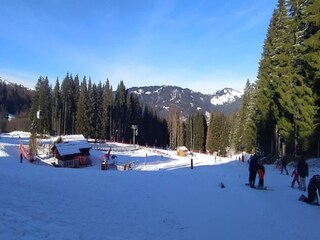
[291, 157, 320, 204]
[248, 154, 265, 189]
[247, 154, 320, 205]
[279, 156, 320, 205]
[279, 155, 310, 192]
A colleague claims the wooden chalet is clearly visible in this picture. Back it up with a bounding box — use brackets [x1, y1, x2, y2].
[177, 146, 188, 157]
[51, 135, 91, 168]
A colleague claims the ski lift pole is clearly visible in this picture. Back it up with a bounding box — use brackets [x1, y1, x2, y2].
[132, 125, 138, 147]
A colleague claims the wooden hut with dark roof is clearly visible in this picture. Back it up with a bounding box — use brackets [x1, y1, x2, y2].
[51, 135, 91, 167]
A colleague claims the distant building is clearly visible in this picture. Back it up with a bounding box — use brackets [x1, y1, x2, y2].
[177, 146, 188, 157]
[51, 135, 91, 168]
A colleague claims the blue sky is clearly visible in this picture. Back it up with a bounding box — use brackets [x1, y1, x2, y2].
[0, 0, 277, 94]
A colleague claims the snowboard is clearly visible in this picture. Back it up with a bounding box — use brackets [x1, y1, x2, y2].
[256, 186, 273, 191]
[245, 184, 273, 190]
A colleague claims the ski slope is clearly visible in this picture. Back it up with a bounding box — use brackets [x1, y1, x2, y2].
[0, 132, 319, 240]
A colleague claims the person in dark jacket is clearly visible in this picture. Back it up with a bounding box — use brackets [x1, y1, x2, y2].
[297, 157, 309, 191]
[280, 155, 289, 175]
[248, 154, 259, 188]
[299, 175, 320, 204]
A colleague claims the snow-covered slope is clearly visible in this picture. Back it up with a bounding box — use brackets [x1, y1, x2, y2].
[1, 133, 319, 240]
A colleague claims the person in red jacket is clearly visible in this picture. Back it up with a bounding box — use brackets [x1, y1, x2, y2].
[257, 160, 265, 189]
[291, 165, 300, 188]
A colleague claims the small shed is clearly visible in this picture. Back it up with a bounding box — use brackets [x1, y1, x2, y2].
[51, 135, 91, 167]
[177, 146, 188, 157]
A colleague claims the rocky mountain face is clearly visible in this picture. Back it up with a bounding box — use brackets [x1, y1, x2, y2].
[128, 85, 243, 119]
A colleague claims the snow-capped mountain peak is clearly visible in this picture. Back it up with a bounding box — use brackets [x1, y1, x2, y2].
[128, 85, 243, 118]
[210, 88, 242, 105]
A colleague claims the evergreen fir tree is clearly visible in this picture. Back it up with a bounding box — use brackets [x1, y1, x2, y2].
[96, 81, 104, 139]
[61, 73, 73, 135]
[113, 81, 127, 142]
[88, 80, 99, 138]
[126, 93, 142, 144]
[237, 80, 256, 153]
[102, 79, 113, 140]
[192, 112, 207, 153]
[51, 78, 62, 136]
[75, 77, 90, 137]
[254, 0, 290, 156]
[141, 105, 153, 146]
[30, 76, 51, 135]
[168, 107, 182, 149]
[206, 113, 215, 154]
[71, 74, 80, 134]
[301, 0, 320, 152]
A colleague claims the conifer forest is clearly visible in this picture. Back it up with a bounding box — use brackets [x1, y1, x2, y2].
[1, 0, 319, 158]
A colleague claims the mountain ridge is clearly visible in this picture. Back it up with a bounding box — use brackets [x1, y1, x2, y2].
[128, 85, 243, 118]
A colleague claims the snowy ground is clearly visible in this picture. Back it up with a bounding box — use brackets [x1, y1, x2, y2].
[1, 132, 320, 240]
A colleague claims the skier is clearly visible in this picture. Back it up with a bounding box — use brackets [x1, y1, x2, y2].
[280, 155, 289, 175]
[297, 157, 309, 191]
[257, 160, 265, 189]
[291, 164, 300, 188]
[248, 154, 259, 188]
[299, 174, 320, 204]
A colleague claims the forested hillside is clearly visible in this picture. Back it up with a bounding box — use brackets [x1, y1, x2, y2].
[234, 0, 320, 157]
[0, 78, 33, 132]
[29, 74, 169, 147]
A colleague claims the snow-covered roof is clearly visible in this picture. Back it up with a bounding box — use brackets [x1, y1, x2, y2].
[54, 141, 91, 156]
[51, 134, 87, 143]
[177, 146, 188, 151]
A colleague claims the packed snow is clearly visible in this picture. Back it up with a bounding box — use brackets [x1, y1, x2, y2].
[1, 132, 319, 240]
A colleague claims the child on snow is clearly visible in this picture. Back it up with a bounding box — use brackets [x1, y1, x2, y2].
[257, 160, 265, 189]
[291, 165, 299, 188]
